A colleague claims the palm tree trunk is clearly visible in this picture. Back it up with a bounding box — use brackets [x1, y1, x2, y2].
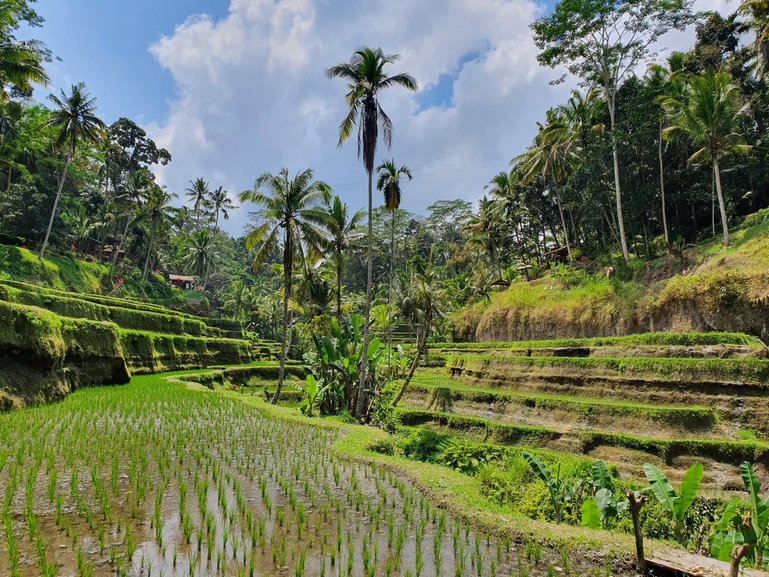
[658, 123, 669, 247]
[355, 169, 374, 420]
[554, 188, 571, 260]
[712, 167, 716, 237]
[203, 211, 219, 292]
[142, 233, 153, 281]
[271, 251, 291, 405]
[608, 99, 630, 263]
[391, 315, 429, 407]
[336, 255, 342, 321]
[713, 158, 730, 247]
[39, 154, 72, 259]
[388, 209, 395, 377]
[112, 216, 131, 265]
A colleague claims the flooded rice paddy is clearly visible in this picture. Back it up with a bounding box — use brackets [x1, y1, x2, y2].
[0, 372, 612, 577]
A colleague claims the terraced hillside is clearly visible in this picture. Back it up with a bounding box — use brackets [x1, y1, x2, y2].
[397, 333, 769, 492]
[0, 280, 278, 409]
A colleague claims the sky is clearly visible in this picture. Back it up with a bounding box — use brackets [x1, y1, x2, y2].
[30, 0, 729, 236]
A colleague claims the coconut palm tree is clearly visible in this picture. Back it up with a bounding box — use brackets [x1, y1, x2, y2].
[740, 0, 769, 72]
[222, 279, 250, 327]
[648, 52, 687, 246]
[376, 159, 412, 374]
[0, 1, 49, 101]
[140, 184, 177, 280]
[185, 228, 215, 280]
[516, 107, 576, 260]
[112, 168, 151, 264]
[661, 71, 751, 247]
[464, 196, 506, 277]
[203, 186, 237, 289]
[327, 47, 418, 419]
[316, 195, 364, 320]
[185, 177, 211, 229]
[391, 260, 443, 407]
[209, 186, 236, 237]
[39, 82, 105, 259]
[239, 168, 330, 404]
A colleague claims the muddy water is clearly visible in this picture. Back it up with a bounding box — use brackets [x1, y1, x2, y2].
[0, 374, 620, 577]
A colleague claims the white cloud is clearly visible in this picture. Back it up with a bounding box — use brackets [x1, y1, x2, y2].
[147, 0, 723, 236]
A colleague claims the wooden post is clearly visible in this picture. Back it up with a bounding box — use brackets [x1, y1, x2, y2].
[628, 491, 646, 573]
[730, 544, 749, 577]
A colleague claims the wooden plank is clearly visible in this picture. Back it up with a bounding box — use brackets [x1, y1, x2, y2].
[649, 547, 769, 577]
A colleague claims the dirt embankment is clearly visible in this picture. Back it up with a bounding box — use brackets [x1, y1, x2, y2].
[451, 215, 769, 343]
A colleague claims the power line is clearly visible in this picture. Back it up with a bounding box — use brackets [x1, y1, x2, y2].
[326, 156, 511, 189]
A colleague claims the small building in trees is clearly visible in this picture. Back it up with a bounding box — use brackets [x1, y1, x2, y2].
[168, 274, 194, 291]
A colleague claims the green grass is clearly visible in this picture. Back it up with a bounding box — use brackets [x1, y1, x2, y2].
[447, 354, 769, 385]
[233, 389, 636, 561]
[579, 431, 767, 466]
[0, 281, 216, 336]
[406, 375, 718, 428]
[425, 331, 765, 351]
[395, 408, 562, 446]
[395, 404, 767, 467]
[0, 245, 107, 293]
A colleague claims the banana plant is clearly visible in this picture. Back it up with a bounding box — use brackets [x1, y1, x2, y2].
[582, 460, 629, 529]
[309, 315, 385, 415]
[523, 452, 581, 524]
[643, 462, 703, 545]
[299, 375, 319, 417]
[710, 462, 769, 569]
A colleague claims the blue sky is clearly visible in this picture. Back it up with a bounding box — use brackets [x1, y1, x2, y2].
[32, 1, 229, 123]
[27, 0, 718, 236]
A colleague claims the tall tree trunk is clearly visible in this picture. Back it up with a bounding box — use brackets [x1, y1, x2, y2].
[39, 154, 72, 259]
[659, 123, 670, 246]
[554, 187, 571, 260]
[608, 99, 630, 262]
[713, 158, 730, 247]
[712, 166, 716, 237]
[388, 209, 395, 377]
[113, 216, 130, 265]
[142, 233, 154, 281]
[271, 246, 291, 405]
[392, 315, 430, 407]
[355, 169, 374, 420]
[336, 253, 342, 322]
[203, 211, 219, 292]
[6, 166, 11, 193]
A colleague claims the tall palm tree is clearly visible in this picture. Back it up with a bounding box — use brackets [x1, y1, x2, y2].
[376, 159, 412, 374]
[112, 168, 151, 264]
[648, 52, 687, 246]
[464, 196, 506, 276]
[209, 186, 236, 237]
[327, 47, 418, 420]
[140, 185, 177, 280]
[316, 195, 364, 320]
[203, 186, 237, 290]
[185, 177, 211, 229]
[0, 1, 49, 101]
[740, 0, 769, 72]
[185, 228, 215, 280]
[661, 71, 750, 247]
[39, 83, 105, 259]
[516, 107, 576, 260]
[223, 279, 250, 326]
[391, 260, 443, 407]
[239, 168, 330, 404]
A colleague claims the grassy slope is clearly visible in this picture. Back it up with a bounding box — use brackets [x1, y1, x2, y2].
[452, 209, 769, 342]
[0, 245, 180, 301]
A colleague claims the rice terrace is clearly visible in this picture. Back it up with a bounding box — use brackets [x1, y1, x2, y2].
[4, 1, 769, 576]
